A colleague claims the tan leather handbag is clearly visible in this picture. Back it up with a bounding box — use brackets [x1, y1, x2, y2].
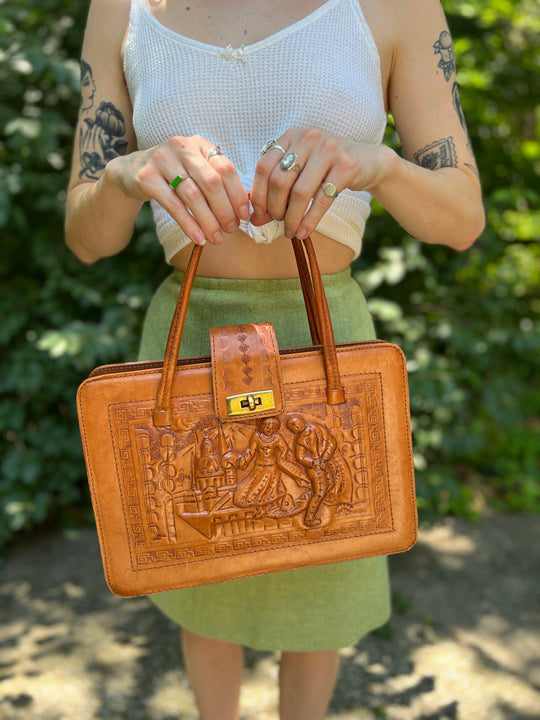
[77, 237, 417, 597]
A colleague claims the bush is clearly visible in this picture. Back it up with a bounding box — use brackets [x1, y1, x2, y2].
[355, 0, 540, 516]
[0, 0, 538, 548]
[0, 0, 162, 545]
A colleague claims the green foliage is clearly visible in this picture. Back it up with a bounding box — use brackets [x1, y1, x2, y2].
[0, 0, 538, 548]
[0, 0, 163, 547]
[355, 0, 540, 517]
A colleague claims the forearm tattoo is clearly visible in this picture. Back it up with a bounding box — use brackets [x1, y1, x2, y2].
[414, 137, 457, 170]
[433, 30, 478, 171]
[78, 60, 128, 180]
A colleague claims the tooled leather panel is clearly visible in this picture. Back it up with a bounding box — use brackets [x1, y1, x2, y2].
[106, 365, 397, 573]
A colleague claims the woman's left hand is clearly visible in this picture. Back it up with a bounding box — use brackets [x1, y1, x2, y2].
[250, 127, 386, 239]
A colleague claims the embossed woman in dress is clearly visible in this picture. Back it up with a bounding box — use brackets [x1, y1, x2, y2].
[234, 417, 289, 514]
[234, 416, 308, 518]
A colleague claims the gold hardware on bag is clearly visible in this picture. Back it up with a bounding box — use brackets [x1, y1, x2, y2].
[226, 390, 275, 416]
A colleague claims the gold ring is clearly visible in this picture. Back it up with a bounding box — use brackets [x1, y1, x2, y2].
[322, 182, 339, 199]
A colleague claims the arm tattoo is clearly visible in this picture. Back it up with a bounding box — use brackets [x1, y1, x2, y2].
[465, 162, 480, 179]
[414, 137, 458, 170]
[433, 30, 456, 81]
[78, 60, 128, 180]
[433, 31, 466, 132]
[429, 36, 479, 175]
[433, 35, 478, 170]
[452, 82, 467, 130]
[452, 81, 479, 167]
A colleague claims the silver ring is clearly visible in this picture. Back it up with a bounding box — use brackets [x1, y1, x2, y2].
[322, 182, 339, 199]
[206, 146, 223, 161]
[280, 151, 302, 174]
[260, 140, 287, 156]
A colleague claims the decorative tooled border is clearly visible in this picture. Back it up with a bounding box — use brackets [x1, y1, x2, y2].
[105, 367, 398, 573]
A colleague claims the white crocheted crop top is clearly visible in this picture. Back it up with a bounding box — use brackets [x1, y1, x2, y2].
[124, 0, 387, 262]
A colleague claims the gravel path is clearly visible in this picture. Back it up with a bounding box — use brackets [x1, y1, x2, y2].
[1, 513, 539, 720]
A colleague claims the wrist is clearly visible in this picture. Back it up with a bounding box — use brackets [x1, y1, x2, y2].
[365, 144, 400, 194]
[104, 155, 138, 198]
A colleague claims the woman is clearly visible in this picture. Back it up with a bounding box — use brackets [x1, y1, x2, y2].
[66, 0, 484, 717]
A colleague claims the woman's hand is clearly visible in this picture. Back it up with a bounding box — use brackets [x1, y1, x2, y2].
[106, 134, 251, 245]
[250, 127, 388, 240]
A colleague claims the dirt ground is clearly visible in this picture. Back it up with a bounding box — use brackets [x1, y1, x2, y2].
[0, 513, 539, 720]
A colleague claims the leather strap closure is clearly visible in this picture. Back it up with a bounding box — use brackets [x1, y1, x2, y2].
[153, 235, 345, 427]
[210, 323, 284, 421]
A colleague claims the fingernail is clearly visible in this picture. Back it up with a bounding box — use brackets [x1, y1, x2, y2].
[296, 227, 308, 239]
[193, 232, 206, 246]
[239, 204, 250, 219]
[284, 228, 294, 239]
[252, 206, 263, 217]
[213, 231, 223, 244]
[226, 221, 239, 233]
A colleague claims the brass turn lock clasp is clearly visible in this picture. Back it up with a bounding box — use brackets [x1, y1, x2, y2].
[226, 390, 276, 417]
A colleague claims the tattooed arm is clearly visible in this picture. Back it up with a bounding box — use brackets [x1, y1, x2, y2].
[66, 0, 249, 264]
[65, 0, 143, 262]
[250, 0, 484, 255]
[365, 0, 485, 250]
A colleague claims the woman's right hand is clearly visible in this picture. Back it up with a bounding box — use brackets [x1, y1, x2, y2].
[106, 135, 251, 246]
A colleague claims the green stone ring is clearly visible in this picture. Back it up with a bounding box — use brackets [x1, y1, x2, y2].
[169, 175, 184, 190]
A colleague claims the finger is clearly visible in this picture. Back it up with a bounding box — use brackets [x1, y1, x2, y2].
[173, 175, 227, 244]
[294, 180, 341, 240]
[281, 133, 352, 237]
[132, 145, 225, 245]
[251, 136, 294, 218]
[135, 163, 208, 246]
[277, 154, 336, 238]
[164, 164, 225, 244]
[263, 128, 331, 221]
[265, 150, 308, 222]
[184, 149, 247, 234]
[205, 148, 251, 222]
[159, 176, 208, 246]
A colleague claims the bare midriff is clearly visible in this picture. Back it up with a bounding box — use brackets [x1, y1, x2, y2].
[170, 230, 355, 279]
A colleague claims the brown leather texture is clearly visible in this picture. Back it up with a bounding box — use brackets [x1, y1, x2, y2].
[77, 238, 417, 597]
[210, 323, 285, 420]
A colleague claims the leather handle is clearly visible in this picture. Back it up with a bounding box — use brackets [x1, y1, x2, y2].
[153, 235, 345, 426]
[291, 236, 321, 345]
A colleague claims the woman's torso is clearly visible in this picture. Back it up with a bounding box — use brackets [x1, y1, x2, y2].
[122, 0, 394, 278]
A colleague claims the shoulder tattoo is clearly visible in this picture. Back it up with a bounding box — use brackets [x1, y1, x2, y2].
[78, 60, 128, 180]
[433, 30, 456, 81]
[414, 137, 458, 170]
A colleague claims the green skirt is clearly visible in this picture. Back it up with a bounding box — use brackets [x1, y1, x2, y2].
[138, 267, 391, 651]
